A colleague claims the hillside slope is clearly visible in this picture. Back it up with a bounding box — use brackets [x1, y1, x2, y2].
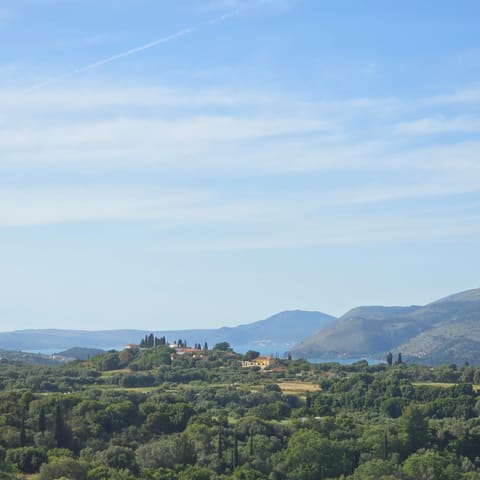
[292, 288, 480, 365]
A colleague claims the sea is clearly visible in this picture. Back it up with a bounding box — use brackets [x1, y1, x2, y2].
[228, 344, 384, 365]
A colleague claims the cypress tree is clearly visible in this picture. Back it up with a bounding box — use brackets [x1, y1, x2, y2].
[386, 352, 393, 366]
[54, 404, 66, 448]
[38, 406, 46, 434]
[20, 418, 26, 447]
[382, 430, 388, 460]
[233, 429, 239, 467]
[218, 426, 223, 461]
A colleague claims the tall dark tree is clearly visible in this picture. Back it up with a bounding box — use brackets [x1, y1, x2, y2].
[382, 430, 388, 460]
[397, 352, 403, 364]
[38, 406, 46, 434]
[386, 352, 393, 366]
[20, 418, 26, 447]
[217, 426, 223, 461]
[54, 404, 67, 448]
[233, 429, 239, 468]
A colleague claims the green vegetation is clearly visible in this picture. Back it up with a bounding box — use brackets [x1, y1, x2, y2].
[2, 345, 480, 478]
[55, 348, 105, 361]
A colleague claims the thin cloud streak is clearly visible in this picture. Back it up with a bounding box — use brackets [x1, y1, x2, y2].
[27, 8, 241, 92]
[28, 28, 195, 91]
[395, 115, 480, 135]
[77, 28, 196, 73]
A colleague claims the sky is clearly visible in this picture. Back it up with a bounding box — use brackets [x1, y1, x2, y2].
[0, 0, 480, 331]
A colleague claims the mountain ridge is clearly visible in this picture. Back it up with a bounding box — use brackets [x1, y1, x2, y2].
[0, 310, 335, 353]
[292, 288, 480, 365]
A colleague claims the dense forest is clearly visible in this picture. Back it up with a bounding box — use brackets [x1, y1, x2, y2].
[2, 342, 480, 479]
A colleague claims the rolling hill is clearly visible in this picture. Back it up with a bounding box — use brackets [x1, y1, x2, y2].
[292, 288, 480, 365]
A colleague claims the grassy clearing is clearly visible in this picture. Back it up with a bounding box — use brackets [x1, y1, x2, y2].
[413, 382, 480, 392]
[100, 368, 132, 376]
[413, 382, 457, 388]
[276, 381, 320, 393]
[83, 384, 161, 393]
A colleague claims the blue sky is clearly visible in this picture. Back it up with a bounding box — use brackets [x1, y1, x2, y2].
[1, 0, 480, 330]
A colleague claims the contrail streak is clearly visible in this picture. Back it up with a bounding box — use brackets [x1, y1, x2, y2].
[78, 27, 195, 73]
[208, 9, 241, 25]
[28, 9, 240, 92]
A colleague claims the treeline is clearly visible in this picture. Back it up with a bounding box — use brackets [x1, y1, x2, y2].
[2, 350, 480, 478]
[138, 333, 208, 351]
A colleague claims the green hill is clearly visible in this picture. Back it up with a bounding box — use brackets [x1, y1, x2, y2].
[55, 347, 105, 360]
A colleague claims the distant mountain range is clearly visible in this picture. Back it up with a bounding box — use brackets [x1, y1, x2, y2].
[3, 288, 480, 366]
[292, 288, 480, 365]
[0, 310, 335, 354]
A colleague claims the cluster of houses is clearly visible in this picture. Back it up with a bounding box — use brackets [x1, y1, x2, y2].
[241, 355, 275, 369]
[125, 343, 209, 361]
[241, 355, 287, 374]
[125, 342, 287, 373]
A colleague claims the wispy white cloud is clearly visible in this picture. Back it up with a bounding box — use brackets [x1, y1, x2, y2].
[0, 185, 291, 229]
[1, 80, 480, 249]
[180, 209, 480, 252]
[396, 115, 480, 135]
[4, 180, 480, 255]
[0, 86, 278, 110]
[0, 114, 335, 170]
[2, 83, 480, 178]
[425, 85, 480, 106]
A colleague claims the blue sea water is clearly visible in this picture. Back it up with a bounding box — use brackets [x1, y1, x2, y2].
[231, 344, 384, 365]
[308, 357, 384, 365]
[23, 346, 123, 355]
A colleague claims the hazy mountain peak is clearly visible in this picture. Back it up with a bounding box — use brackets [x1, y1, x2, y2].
[429, 288, 480, 305]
